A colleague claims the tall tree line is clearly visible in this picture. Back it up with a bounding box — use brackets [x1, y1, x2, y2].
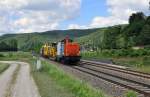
[0, 39, 18, 51]
[79, 12, 150, 51]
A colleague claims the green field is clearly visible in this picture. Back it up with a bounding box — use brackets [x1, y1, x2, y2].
[0, 63, 9, 74]
[0, 53, 10, 73]
[113, 57, 150, 73]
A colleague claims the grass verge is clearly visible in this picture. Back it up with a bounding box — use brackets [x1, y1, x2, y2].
[0, 52, 32, 61]
[125, 90, 137, 97]
[31, 68, 76, 97]
[0, 63, 9, 74]
[33, 60, 105, 97]
[113, 57, 150, 73]
[81, 51, 150, 73]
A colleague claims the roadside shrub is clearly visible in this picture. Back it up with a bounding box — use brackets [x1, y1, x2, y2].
[0, 54, 4, 57]
[114, 49, 128, 57]
[81, 49, 150, 59]
[125, 91, 137, 97]
[142, 56, 150, 66]
[128, 49, 138, 57]
[144, 45, 150, 49]
[136, 49, 148, 56]
[8, 52, 13, 57]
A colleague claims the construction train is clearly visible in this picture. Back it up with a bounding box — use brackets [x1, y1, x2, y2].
[40, 37, 81, 64]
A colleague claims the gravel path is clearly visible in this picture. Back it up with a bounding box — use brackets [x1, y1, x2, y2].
[0, 61, 41, 97]
[0, 63, 17, 97]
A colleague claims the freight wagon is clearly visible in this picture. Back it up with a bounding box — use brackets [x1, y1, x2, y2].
[41, 43, 50, 58]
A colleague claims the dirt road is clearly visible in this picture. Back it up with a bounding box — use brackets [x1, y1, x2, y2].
[0, 61, 41, 97]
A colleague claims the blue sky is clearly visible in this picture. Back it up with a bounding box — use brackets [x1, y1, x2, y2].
[61, 0, 108, 28]
[0, 0, 149, 34]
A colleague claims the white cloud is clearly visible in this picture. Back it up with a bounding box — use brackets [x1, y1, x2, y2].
[107, 0, 149, 19]
[68, 24, 80, 29]
[0, 0, 149, 34]
[68, 24, 87, 29]
[0, 17, 11, 34]
[0, 0, 81, 34]
[68, 0, 149, 29]
[90, 0, 149, 28]
[90, 16, 127, 28]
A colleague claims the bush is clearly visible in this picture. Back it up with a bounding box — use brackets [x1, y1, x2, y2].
[0, 54, 4, 57]
[114, 49, 129, 57]
[81, 49, 150, 58]
[144, 45, 150, 49]
[125, 91, 137, 97]
[142, 56, 150, 66]
[8, 53, 13, 57]
[113, 49, 150, 57]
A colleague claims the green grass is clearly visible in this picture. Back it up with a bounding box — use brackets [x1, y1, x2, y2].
[81, 49, 150, 59]
[113, 57, 150, 73]
[125, 91, 137, 97]
[81, 50, 150, 73]
[31, 69, 75, 97]
[0, 63, 9, 74]
[45, 61, 105, 97]
[134, 66, 150, 73]
[0, 52, 32, 61]
[30, 59, 106, 97]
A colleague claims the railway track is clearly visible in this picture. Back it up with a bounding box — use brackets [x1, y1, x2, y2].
[71, 60, 150, 97]
[81, 60, 150, 79]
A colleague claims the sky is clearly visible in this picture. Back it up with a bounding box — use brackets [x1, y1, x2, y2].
[0, 0, 149, 35]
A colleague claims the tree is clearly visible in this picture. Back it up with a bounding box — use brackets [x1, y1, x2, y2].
[146, 16, 150, 24]
[122, 12, 148, 46]
[129, 12, 146, 24]
[8, 39, 18, 51]
[116, 35, 126, 49]
[138, 24, 150, 45]
[102, 26, 121, 49]
[0, 41, 10, 51]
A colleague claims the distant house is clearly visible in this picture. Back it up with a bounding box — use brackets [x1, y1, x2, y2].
[132, 46, 144, 50]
